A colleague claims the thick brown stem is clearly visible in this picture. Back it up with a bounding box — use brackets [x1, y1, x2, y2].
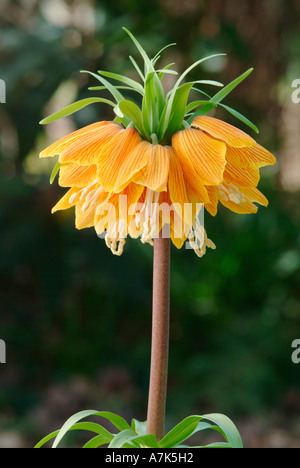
[146, 233, 170, 441]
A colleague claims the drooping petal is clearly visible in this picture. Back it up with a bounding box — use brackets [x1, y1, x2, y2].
[118, 183, 145, 222]
[113, 140, 150, 193]
[225, 144, 276, 168]
[204, 186, 219, 217]
[224, 163, 260, 187]
[172, 127, 227, 186]
[192, 116, 256, 148]
[52, 187, 79, 213]
[133, 144, 170, 192]
[94, 195, 119, 236]
[168, 147, 194, 226]
[58, 163, 97, 187]
[219, 197, 258, 214]
[242, 186, 269, 206]
[59, 122, 122, 165]
[75, 203, 96, 230]
[170, 215, 187, 249]
[96, 128, 142, 192]
[40, 121, 116, 158]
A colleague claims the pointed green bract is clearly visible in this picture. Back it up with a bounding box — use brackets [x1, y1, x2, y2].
[39, 97, 115, 125]
[118, 100, 144, 134]
[50, 161, 61, 184]
[122, 27, 154, 76]
[40, 29, 259, 146]
[129, 55, 145, 81]
[97, 70, 144, 96]
[160, 82, 194, 141]
[152, 43, 177, 63]
[218, 103, 259, 133]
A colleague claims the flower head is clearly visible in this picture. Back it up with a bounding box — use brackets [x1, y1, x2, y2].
[40, 29, 276, 257]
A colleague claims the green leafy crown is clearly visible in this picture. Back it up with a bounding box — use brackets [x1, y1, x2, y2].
[40, 27, 259, 146]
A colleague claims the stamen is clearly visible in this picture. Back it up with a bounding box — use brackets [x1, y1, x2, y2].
[89, 187, 104, 207]
[69, 180, 99, 208]
[218, 183, 246, 204]
[82, 201, 90, 212]
[188, 217, 216, 258]
[140, 189, 160, 247]
[104, 220, 127, 256]
[69, 193, 78, 204]
[85, 189, 96, 202]
[79, 179, 98, 201]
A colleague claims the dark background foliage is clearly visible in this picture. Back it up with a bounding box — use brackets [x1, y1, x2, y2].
[0, 0, 299, 448]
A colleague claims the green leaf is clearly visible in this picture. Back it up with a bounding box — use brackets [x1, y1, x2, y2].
[153, 72, 166, 115]
[108, 429, 138, 448]
[201, 413, 243, 448]
[188, 68, 254, 123]
[156, 69, 178, 76]
[39, 97, 115, 125]
[129, 55, 145, 82]
[118, 100, 144, 133]
[50, 410, 131, 448]
[185, 100, 212, 114]
[202, 442, 232, 448]
[159, 416, 201, 448]
[218, 103, 259, 134]
[152, 43, 176, 63]
[189, 102, 217, 119]
[131, 419, 147, 435]
[35, 430, 60, 448]
[158, 63, 177, 80]
[161, 82, 194, 140]
[174, 53, 226, 90]
[122, 28, 154, 76]
[83, 435, 112, 448]
[190, 87, 211, 99]
[35, 421, 113, 448]
[98, 70, 144, 96]
[210, 68, 254, 105]
[142, 72, 156, 137]
[194, 80, 223, 87]
[130, 434, 159, 448]
[88, 85, 139, 92]
[177, 442, 231, 448]
[50, 161, 61, 184]
[158, 54, 224, 139]
[81, 70, 125, 103]
[159, 413, 243, 449]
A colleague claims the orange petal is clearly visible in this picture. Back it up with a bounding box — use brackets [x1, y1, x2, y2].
[170, 217, 186, 249]
[40, 121, 115, 158]
[168, 147, 194, 226]
[220, 197, 258, 214]
[58, 163, 97, 187]
[113, 140, 150, 193]
[94, 197, 119, 236]
[192, 116, 256, 148]
[96, 128, 141, 192]
[118, 183, 145, 222]
[59, 122, 122, 165]
[75, 203, 96, 230]
[242, 186, 269, 206]
[52, 187, 79, 213]
[224, 163, 260, 187]
[172, 127, 227, 186]
[204, 186, 219, 217]
[225, 144, 276, 168]
[133, 144, 170, 191]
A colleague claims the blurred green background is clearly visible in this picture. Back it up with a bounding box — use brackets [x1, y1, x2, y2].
[0, 0, 300, 448]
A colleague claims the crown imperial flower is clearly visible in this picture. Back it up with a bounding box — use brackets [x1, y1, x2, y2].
[40, 29, 276, 257]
